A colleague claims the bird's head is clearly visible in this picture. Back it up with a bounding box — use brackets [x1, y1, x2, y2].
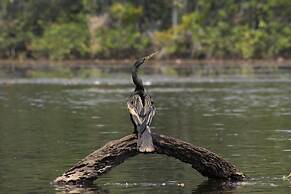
[133, 57, 146, 68]
[133, 51, 159, 68]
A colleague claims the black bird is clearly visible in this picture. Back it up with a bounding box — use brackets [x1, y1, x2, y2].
[127, 52, 158, 152]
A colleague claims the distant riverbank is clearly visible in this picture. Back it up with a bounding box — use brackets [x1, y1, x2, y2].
[1, 59, 291, 79]
[1, 58, 291, 69]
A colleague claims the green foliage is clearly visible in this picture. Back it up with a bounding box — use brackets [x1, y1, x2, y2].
[31, 22, 90, 60]
[110, 2, 143, 23]
[93, 3, 149, 58]
[154, 1, 291, 59]
[0, 19, 32, 58]
[0, 0, 290, 60]
[95, 25, 150, 58]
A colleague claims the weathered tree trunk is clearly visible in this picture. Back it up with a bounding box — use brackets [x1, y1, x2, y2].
[54, 133, 245, 185]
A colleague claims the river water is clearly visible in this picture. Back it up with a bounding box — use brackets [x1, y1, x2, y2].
[0, 64, 290, 193]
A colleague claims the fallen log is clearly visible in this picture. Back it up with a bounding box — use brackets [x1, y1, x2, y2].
[54, 133, 245, 185]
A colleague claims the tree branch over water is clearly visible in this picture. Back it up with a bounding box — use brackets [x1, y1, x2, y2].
[54, 133, 245, 185]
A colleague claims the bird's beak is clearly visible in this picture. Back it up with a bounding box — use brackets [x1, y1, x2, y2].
[144, 50, 159, 61]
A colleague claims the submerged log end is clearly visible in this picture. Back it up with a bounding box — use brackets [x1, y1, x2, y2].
[152, 134, 245, 181]
[54, 134, 138, 185]
[54, 133, 245, 185]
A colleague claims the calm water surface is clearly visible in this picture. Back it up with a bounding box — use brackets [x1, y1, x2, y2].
[0, 73, 290, 193]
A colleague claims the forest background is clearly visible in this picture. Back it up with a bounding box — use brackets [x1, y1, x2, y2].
[0, 0, 290, 61]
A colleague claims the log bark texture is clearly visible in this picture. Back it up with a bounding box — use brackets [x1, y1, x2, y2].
[54, 133, 245, 185]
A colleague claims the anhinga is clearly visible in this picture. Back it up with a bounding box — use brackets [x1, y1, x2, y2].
[127, 52, 158, 152]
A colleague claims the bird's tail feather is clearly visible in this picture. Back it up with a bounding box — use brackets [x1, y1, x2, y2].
[137, 126, 155, 152]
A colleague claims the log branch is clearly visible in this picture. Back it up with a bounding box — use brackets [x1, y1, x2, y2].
[54, 133, 245, 185]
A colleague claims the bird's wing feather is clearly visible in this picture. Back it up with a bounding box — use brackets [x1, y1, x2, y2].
[127, 94, 155, 134]
[146, 106, 155, 126]
[143, 95, 155, 126]
[127, 95, 144, 125]
[127, 102, 142, 124]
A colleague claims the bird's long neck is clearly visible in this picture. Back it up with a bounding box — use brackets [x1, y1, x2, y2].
[132, 65, 144, 92]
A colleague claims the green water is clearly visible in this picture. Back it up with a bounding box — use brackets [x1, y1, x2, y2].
[0, 74, 290, 193]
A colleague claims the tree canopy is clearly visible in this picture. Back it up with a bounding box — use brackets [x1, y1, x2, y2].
[0, 0, 290, 60]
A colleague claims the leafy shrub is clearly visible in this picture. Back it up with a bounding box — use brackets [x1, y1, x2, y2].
[95, 25, 150, 58]
[92, 2, 150, 58]
[31, 22, 90, 60]
[1, 1, 291, 60]
[110, 2, 143, 23]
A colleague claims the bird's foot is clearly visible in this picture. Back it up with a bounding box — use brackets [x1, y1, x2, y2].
[138, 146, 155, 153]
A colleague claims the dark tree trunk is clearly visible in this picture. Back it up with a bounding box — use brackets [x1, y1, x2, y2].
[54, 133, 245, 185]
